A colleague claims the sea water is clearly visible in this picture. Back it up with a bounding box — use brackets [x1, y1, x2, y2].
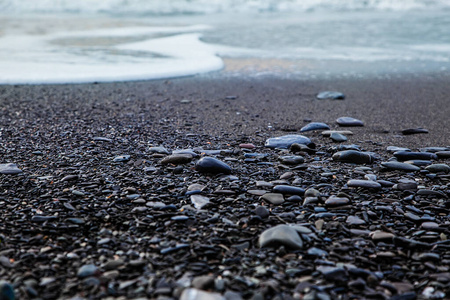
[0, 0, 450, 84]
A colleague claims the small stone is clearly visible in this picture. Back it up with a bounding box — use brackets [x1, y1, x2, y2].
[421, 222, 439, 230]
[381, 161, 420, 172]
[278, 155, 304, 165]
[160, 154, 192, 165]
[316, 91, 345, 100]
[304, 188, 321, 198]
[394, 151, 437, 161]
[317, 266, 348, 283]
[265, 135, 313, 149]
[387, 146, 411, 153]
[347, 179, 381, 189]
[321, 130, 353, 137]
[180, 288, 225, 300]
[192, 275, 215, 290]
[113, 155, 130, 162]
[260, 193, 284, 205]
[346, 215, 366, 225]
[290, 143, 316, 154]
[332, 150, 373, 164]
[300, 122, 330, 132]
[254, 206, 269, 218]
[149, 146, 171, 155]
[395, 182, 418, 190]
[190, 195, 210, 209]
[0, 281, 15, 300]
[77, 264, 98, 278]
[425, 164, 450, 173]
[102, 259, 124, 271]
[330, 132, 347, 142]
[370, 231, 395, 241]
[258, 224, 306, 249]
[325, 196, 350, 207]
[239, 143, 255, 149]
[0, 163, 22, 175]
[436, 151, 450, 159]
[272, 185, 305, 195]
[364, 174, 377, 181]
[336, 117, 364, 127]
[402, 128, 428, 135]
[195, 157, 232, 174]
[93, 137, 112, 142]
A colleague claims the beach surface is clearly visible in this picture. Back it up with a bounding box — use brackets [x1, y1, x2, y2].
[0, 73, 449, 299]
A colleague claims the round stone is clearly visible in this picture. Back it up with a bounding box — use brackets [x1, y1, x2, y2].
[336, 117, 364, 127]
[325, 196, 350, 207]
[279, 155, 304, 165]
[272, 185, 305, 195]
[77, 264, 98, 278]
[195, 157, 232, 174]
[332, 150, 373, 164]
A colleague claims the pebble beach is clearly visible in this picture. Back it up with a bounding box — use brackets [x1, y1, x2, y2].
[0, 73, 449, 299]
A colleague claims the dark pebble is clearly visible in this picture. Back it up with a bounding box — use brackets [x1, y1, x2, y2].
[336, 117, 364, 127]
[195, 157, 232, 174]
[300, 122, 330, 132]
[273, 185, 305, 195]
[402, 128, 428, 135]
[265, 135, 313, 149]
[393, 151, 437, 161]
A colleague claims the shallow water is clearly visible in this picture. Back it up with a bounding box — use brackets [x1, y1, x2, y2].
[1, 0, 450, 84]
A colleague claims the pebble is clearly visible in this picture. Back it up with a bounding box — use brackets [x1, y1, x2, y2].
[347, 179, 381, 189]
[290, 143, 316, 154]
[180, 288, 225, 300]
[402, 128, 429, 135]
[381, 161, 420, 172]
[387, 146, 411, 153]
[300, 122, 330, 132]
[336, 117, 364, 127]
[316, 91, 345, 100]
[113, 155, 130, 162]
[258, 224, 306, 249]
[239, 143, 255, 149]
[278, 155, 304, 165]
[92, 136, 112, 142]
[190, 195, 210, 209]
[77, 264, 98, 278]
[160, 153, 193, 164]
[0, 281, 15, 300]
[265, 135, 313, 149]
[260, 193, 284, 205]
[346, 215, 366, 225]
[321, 130, 353, 137]
[330, 132, 347, 142]
[332, 150, 373, 164]
[254, 206, 269, 218]
[436, 151, 450, 158]
[325, 196, 350, 207]
[0, 163, 22, 175]
[393, 151, 437, 161]
[425, 164, 450, 173]
[195, 157, 232, 174]
[149, 146, 171, 155]
[370, 231, 395, 241]
[273, 185, 305, 195]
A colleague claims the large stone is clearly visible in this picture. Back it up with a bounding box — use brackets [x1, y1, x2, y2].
[425, 164, 450, 173]
[330, 132, 347, 142]
[0, 163, 22, 175]
[190, 195, 210, 209]
[259, 224, 309, 249]
[195, 157, 232, 174]
[332, 150, 373, 164]
[381, 161, 420, 172]
[265, 135, 313, 149]
[393, 151, 437, 161]
[402, 128, 428, 135]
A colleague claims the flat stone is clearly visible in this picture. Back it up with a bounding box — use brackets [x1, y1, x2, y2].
[370, 231, 395, 241]
[421, 222, 439, 230]
[387, 146, 411, 153]
[273, 185, 305, 195]
[395, 182, 418, 190]
[332, 150, 373, 164]
[195, 157, 232, 174]
[321, 130, 353, 137]
[402, 128, 428, 135]
[336, 117, 364, 127]
[92, 136, 112, 142]
[404, 160, 432, 166]
[394, 151, 437, 161]
[180, 288, 225, 300]
[113, 155, 130, 162]
[330, 132, 347, 142]
[300, 122, 330, 132]
[190, 195, 210, 209]
[279, 155, 304, 165]
[160, 154, 193, 165]
[0, 163, 22, 175]
[260, 193, 284, 205]
[347, 179, 381, 189]
[436, 151, 450, 159]
[259, 224, 307, 249]
[265, 135, 313, 149]
[149, 146, 171, 155]
[425, 164, 450, 173]
[325, 196, 350, 207]
[77, 264, 98, 278]
[239, 143, 255, 149]
[346, 215, 366, 225]
[316, 91, 345, 100]
[381, 161, 420, 172]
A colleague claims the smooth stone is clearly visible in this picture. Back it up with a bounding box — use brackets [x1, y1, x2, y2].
[300, 122, 330, 132]
[180, 288, 225, 300]
[335, 144, 360, 151]
[316, 91, 345, 100]
[381, 161, 420, 172]
[394, 151, 437, 161]
[290, 143, 316, 154]
[364, 174, 377, 181]
[347, 179, 381, 189]
[92, 136, 112, 142]
[370, 231, 395, 241]
[395, 182, 418, 190]
[332, 150, 373, 164]
[188, 183, 206, 191]
[317, 266, 348, 283]
[77, 264, 98, 278]
[321, 130, 353, 137]
[273, 185, 305, 195]
[258, 224, 307, 249]
[377, 180, 395, 187]
[387, 146, 411, 153]
[404, 160, 432, 166]
[247, 190, 268, 196]
[0, 163, 22, 175]
[278, 155, 304, 165]
[254, 206, 269, 218]
[0, 281, 15, 300]
[239, 143, 255, 149]
[190, 195, 210, 209]
[336, 117, 364, 127]
[421, 222, 439, 230]
[307, 247, 328, 257]
[304, 188, 321, 198]
[173, 149, 198, 157]
[265, 135, 313, 149]
[113, 155, 130, 162]
[402, 128, 428, 135]
[160, 154, 193, 165]
[325, 196, 350, 207]
[436, 151, 450, 159]
[419, 147, 449, 153]
[346, 215, 366, 225]
[195, 157, 232, 174]
[192, 275, 215, 290]
[149, 146, 171, 155]
[260, 193, 284, 205]
[330, 132, 347, 142]
[404, 212, 421, 222]
[425, 164, 450, 173]
[416, 189, 447, 197]
[102, 259, 124, 271]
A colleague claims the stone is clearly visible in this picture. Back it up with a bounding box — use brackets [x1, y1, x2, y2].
[347, 179, 381, 189]
[325, 196, 350, 207]
[0, 281, 15, 300]
[332, 150, 373, 164]
[304, 188, 321, 198]
[393, 151, 437, 161]
[265, 135, 313, 149]
[260, 193, 284, 205]
[77, 264, 98, 278]
[387, 146, 411, 153]
[192, 275, 215, 290]
[190, 195, 210, 209]
[336, 117, 364, 127]
[258, 224, 306, 249]
[113, 155, 130, 162]
[381, 161, 420, 172]
[180, 288, 225, 300]
[370, 231, 395, 241]
[0, 163, 22, 175]
[273, 185, 305, 195]
[149, 146, 171, 155]
[92, 136, 112, 142]
[195, 157, 232, 174]
[254, 206, 269, 218]
[239, 143, 255, 149]
[346, 215, 366, 225]
[300, 122, 330, 132]
[402, 128, 428, 135]
[317, 266, 348, 283]
[330, 132, 347, 142]
[321, 130, 353, 137]
[160, 154, 193, 165]
[290, 143, 316, 154]
[425, 164, 450, 173]
[278, 155, 304, 165]
[436, 151, 450, 159]
[316, 91, 345, 100]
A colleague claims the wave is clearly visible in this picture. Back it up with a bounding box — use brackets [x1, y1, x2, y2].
[1, 0, 450, 15]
